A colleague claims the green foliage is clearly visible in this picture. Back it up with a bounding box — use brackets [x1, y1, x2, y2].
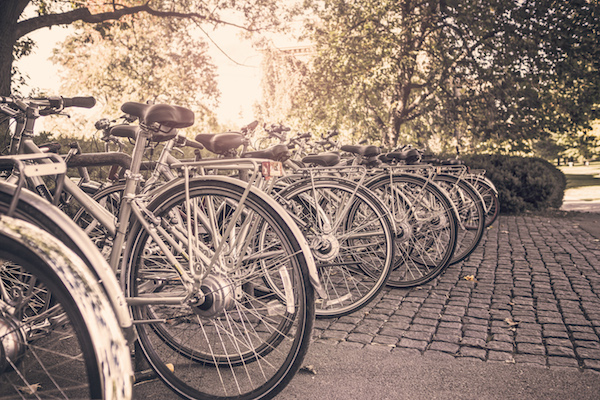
[272, 0, 600, 155]
[50, 15, 220, 135]
[461, 154, 567, 213]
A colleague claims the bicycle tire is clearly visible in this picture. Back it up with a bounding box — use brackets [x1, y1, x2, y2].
[366, 173, 458, 287]
[124, 176, 315, 400]
[275, 176, 395, 317]
[0, 182, 134, 338]
[0, 215, 133, 399]
[432, 174, 486, 264]
[478, 180, 500, 227]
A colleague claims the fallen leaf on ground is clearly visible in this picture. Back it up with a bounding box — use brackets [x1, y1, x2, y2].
[504, 317, 519, 327]
[463, 275, 476, 281]
[17, 384, 41, 395]
[300, 365, 317, 375]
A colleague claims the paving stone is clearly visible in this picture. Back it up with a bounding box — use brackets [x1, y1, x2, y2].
[547, 345, 576, 357]
[314, 319, 332, 329]
[546, 338, 573, 347]
[408, 324, 437, 334]
[372, 335, 399, 346]
[486, 341, 514, 352]
[547, 357, 580, 368]
[574, 340, 600, 349]
[582, 359, 600, 370]
[403, 330, 434, 341]
[346, 333, 374, 345]
[515, 335, 543, 344]
[513, 354, 547, 366]
[492, 333, 513, 342]
[543, 330, 570, 339]
[353, 323, 383, 335]
[321, 330, 348, 341]
[381, 320, 411, 331]
[575, 347, 600, 360]
[413, 317, 439, 326]
[517, 343, 546, 355]
[363, 313, 389, 321]
[398, 338, 428, 351]
[459, 346, 487, 360]
[460, 337, 487, 348]
[487, 351, 514, 363]
[329, 322, 356, 332]
[428, 341, 460, 354]
[433, 333, 462, 344]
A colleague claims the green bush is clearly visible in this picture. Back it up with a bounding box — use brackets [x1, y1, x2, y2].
[461, 154, 567, 213]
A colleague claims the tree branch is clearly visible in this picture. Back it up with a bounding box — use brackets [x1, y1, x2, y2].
[15, 4, 254, 39]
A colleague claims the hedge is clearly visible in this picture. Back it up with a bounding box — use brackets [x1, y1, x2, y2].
[460, 154, 567, 214]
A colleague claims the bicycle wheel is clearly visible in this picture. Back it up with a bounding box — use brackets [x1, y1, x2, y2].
[432, 174, 486, 264]
[275, 176, 394, 317]
[124, 176, 314, 400]
[366, 173, 458, 287]
[0, 215, 133, 399]
[476, 179, 500, 227]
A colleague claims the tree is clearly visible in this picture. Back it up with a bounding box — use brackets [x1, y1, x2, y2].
[284, 0, 600, 153]
[0, 0, 294, 145]
[50, 15, 220, 135]
[0, 0, 296, 95]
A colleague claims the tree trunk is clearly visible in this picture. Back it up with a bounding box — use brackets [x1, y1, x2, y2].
[0, 0, 30, 96]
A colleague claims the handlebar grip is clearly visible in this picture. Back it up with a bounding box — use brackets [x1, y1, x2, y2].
[63, 96, 96, 108]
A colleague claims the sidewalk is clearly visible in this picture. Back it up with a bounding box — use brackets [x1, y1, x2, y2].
[277, 212, 600, 399]
[134, 211, 600, 399]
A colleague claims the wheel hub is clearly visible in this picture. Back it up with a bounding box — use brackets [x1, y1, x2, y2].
[0, 315, 26, 373]
[192, 275, 236, 318]
[310, 234, 340, 262]
[395, 220, 413, 242]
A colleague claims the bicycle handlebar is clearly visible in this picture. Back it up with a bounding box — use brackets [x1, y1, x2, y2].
[0, 95, 96, 115]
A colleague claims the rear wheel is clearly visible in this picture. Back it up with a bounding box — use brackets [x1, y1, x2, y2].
[126, 178, 314, 400]
[276, 177, 395, 317]
[367, 173, 458, 287]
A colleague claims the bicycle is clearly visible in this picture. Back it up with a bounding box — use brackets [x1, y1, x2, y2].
[1, 96, 321, 400]
[0, 153, 134, 399]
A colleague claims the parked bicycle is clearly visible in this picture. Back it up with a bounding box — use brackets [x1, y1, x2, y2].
[0, 152, 134, 399]
[1, 96, 322, 400]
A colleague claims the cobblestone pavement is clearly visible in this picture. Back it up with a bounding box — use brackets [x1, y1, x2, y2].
[311, 214, 600, 371]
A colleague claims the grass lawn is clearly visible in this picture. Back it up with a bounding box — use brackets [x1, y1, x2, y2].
[558, 161, 600, 190]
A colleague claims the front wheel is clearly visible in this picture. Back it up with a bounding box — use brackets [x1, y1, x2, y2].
[125, 177, 314, 400]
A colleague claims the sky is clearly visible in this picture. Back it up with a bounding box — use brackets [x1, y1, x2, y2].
[15, 22, 268, 127]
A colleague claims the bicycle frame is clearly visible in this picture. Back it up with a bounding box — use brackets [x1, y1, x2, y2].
[10, 125, 325, 305]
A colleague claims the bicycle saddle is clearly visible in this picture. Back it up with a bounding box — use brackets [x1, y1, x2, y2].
[194, 132, 244, 156]
[386, 148, 421, 164]
[340, 145, 381, 158]
[110, 124, 137, 139]
[121, 102, 195, 129]
[242, 144, 290, 162]
[302, 152, 341, 167]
